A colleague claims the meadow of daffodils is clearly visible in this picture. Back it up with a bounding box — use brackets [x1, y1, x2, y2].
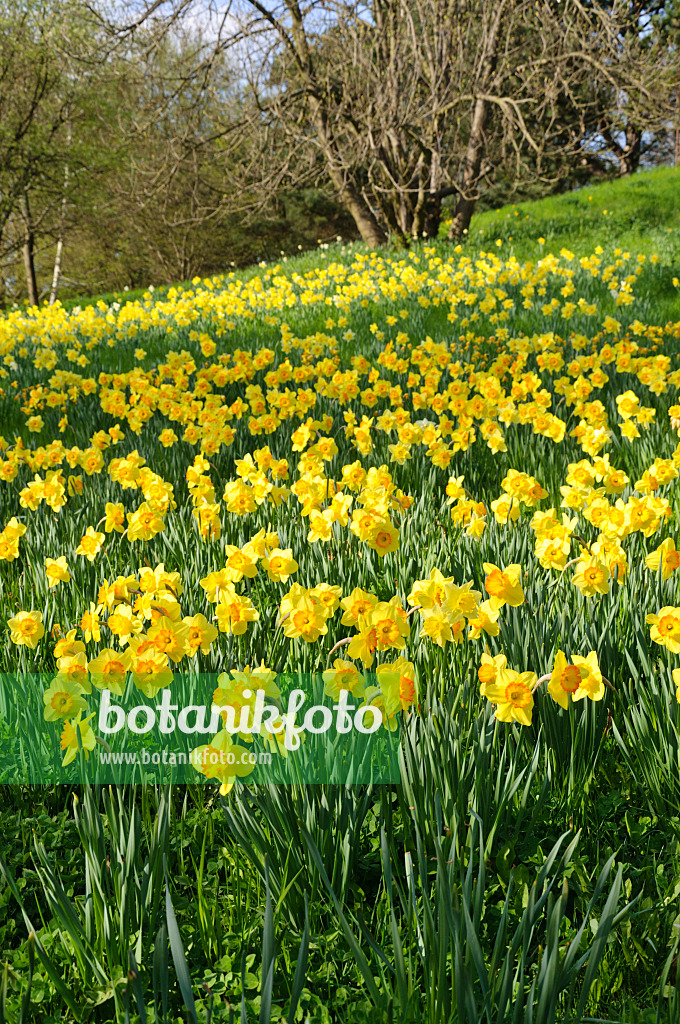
[2, 185, 680, 1021]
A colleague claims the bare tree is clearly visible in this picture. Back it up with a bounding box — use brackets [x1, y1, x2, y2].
[51, 0, 680, 262]
[214, 0, 677, 244]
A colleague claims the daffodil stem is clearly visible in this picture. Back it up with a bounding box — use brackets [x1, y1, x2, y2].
[568, 700, 576, 796]
[327, 636, 352, 664]
[572, 535, 593, 555]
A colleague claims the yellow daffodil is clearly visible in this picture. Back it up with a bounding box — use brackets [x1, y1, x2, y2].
[183, 613, 218, 656]
[571, 652, 605, 702]
[190, 730, 256, 795]
[484, 668, 537, 726]
[88, 648, 131, 695]
[477, 652, 507, 697]
[43, 676, 88, 722]
[60, 712, 97, 766]
[646, 607, 680, 653]
[572, 558, 610, 597]
[8, 610, 45, 649]
[645, 538, 680, 580]
[45, 556, 71, 586]
[76, 526, 105, 561]
[104, 502, 126, 533]
[215, 585, 259, 636]
[483, 563, 525, 607]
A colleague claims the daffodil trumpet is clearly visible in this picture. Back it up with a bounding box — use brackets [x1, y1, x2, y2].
[532, 671, 614, 693]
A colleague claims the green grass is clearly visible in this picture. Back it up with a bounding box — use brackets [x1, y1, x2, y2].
[24, 165, 680, 321]
[464, 165, 680, 260]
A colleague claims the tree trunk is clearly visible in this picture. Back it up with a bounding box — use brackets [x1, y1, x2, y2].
[410, 151, 443, 240]
[447, 95, 489, 240]
[314, 113, 387, 246]
[50, 128, 70, 305]
[423, 196, 442, 239]
[20, 193, 39, 306]
[338, 178, 387, 247]
[422, 151, 443, 239]
[284, 0, 387, 247]
[447, 1, 507, 241]
[617, 126, 642, 176]
[49, 237, 64, 305]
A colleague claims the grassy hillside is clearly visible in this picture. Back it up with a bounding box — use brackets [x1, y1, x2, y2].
[0, 167, 680, 1023]
[466, 165, 680, 260]
[52, 165, 680, 319]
